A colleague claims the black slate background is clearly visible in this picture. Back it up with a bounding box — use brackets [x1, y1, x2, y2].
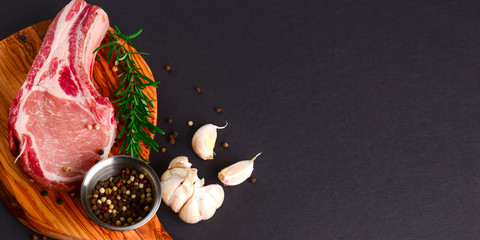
[1, 0, 480, 239]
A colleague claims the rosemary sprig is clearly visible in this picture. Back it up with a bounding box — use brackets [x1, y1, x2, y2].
[94, 26, 164, 162]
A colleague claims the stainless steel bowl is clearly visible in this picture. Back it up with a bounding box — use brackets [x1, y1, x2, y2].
[81, 155, 161, 231]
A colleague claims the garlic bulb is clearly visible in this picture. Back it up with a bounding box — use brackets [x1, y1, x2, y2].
[218, 153, 261, 186]
[161, 156, 225, 224]
[191, 123, 227, 160]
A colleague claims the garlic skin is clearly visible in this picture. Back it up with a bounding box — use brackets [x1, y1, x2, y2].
[218, 153, 261, 186]
[191, 123, 227, 160]
[161, 156, 225, 224]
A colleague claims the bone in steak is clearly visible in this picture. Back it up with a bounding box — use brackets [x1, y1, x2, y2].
[8, 0, 116, 191]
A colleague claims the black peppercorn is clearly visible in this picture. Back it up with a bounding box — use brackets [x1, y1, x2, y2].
[98, 149, 104, 155]
[56, 198, 63, 205]
[40, 190, 48, 196]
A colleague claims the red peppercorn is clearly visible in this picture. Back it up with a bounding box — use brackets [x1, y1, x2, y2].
[121, 170, 125, 175]
[116, 182, 122, 187]
[102, 206, 108, 211]
[141, 179, 147, 184]
[131, 186, 135, 190]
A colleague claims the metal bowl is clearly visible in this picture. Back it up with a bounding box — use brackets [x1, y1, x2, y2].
[81, 155, 161, 231]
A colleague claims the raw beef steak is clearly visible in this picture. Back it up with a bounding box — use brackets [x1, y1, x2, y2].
[8, 0, 116, 191]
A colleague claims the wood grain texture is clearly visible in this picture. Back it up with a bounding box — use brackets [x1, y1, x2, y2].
[0, 20, 171, 240]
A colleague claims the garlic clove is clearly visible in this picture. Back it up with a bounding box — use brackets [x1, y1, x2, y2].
[191, 123, 227, 160]
[197, 184, 224, 220]
[168, 156, 192, 169]
[161, 180, 182, 206]
[170, 169, 198, 213]
[179, 184, 225, 223]
[218, 153, 261, 186]
[179, 190, 202, 224]
[161, 168, 189, 206]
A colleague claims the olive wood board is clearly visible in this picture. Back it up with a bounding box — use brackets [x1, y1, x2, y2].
[0, 20, 172, 239]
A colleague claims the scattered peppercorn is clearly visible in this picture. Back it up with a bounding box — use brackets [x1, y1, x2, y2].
[165, 65, 172, 71]
[94, 160, 99, 164]
[172, 131, 178, 138]
[56, 198, 63, 205]
[32, 234, 38, 240]
[195, 87, 201, 93]
[188, 121, 193, 126]
[167, 118, 173, 124]
[113, 142, 119, 147]
[69, 192, 75, 197]
[215, 107, 222, 113]
[169, 137, 175, 145]
[98, 149, 104, 155]
[41, 190, 48, 196]
[63, 167, 70, 172]
[222, 141, 229, 148]
[250, 177, 256, 183]
[161, 147, 166, 153]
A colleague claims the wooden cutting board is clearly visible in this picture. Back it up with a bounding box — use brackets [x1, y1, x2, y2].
[0, 20, 172, 240]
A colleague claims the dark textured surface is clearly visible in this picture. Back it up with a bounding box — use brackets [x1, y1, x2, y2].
[1, 0, 480, 239]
